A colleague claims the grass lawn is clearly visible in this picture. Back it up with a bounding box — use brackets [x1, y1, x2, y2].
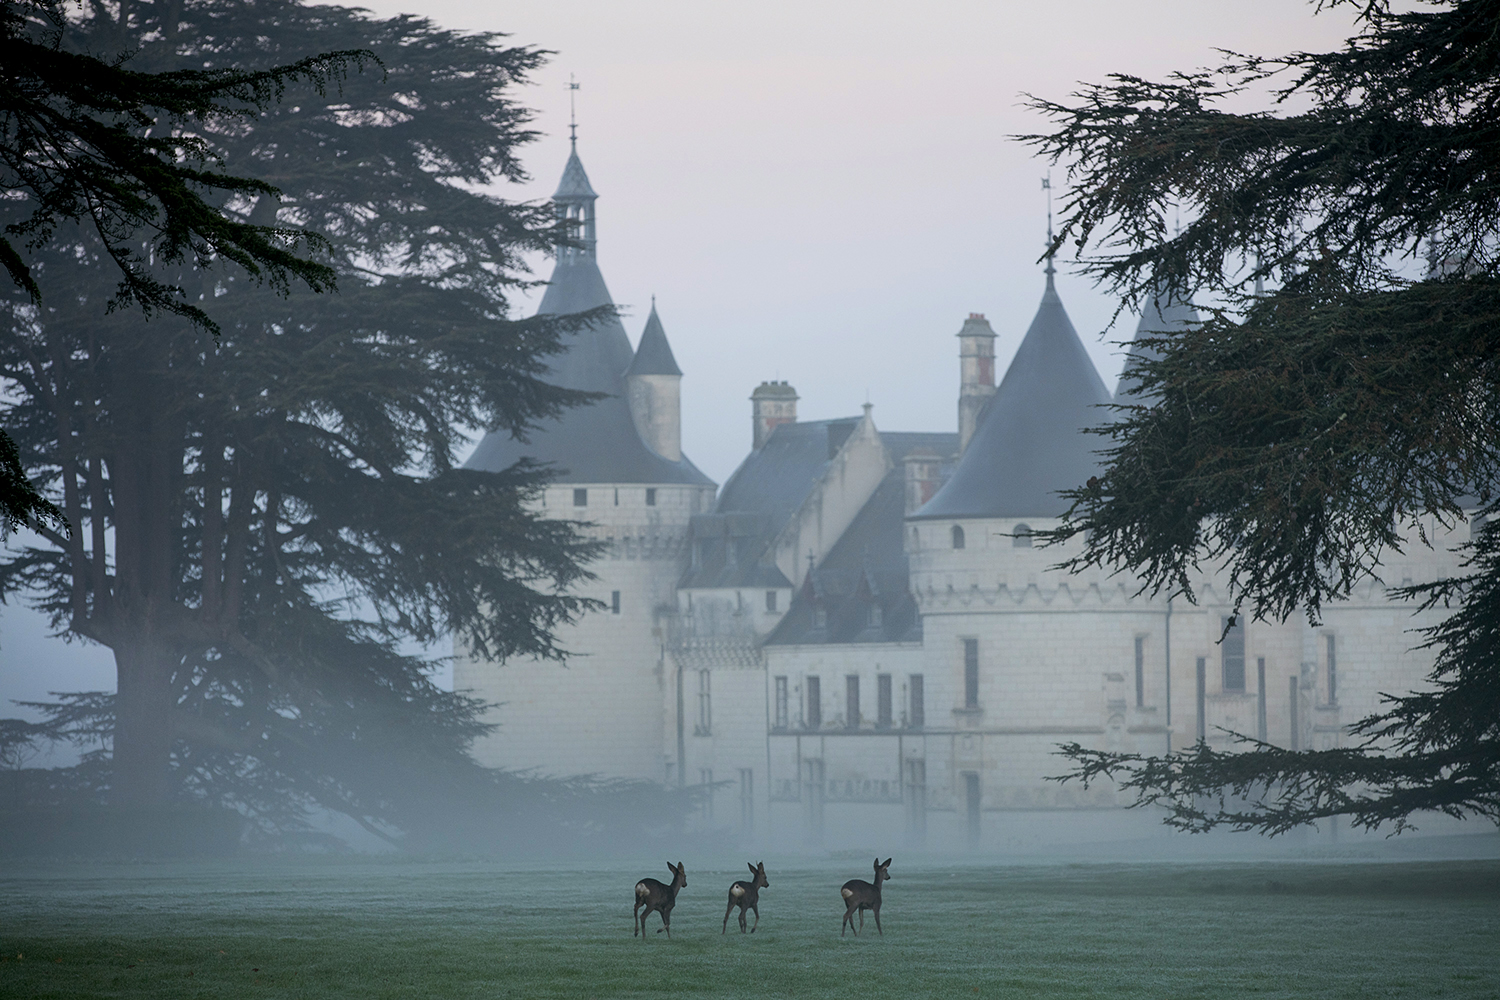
[1, 855, 1497, 999]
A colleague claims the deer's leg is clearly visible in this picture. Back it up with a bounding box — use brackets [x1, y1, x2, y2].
[750, 903, 760, 933]
[662, 907, 672, 937]
[873, 903, 883, 937]
[739, 905, 748, 933]
[634, 900, 642, 937]
[723, 896, 734, 934]
[859, 907, 865, 930]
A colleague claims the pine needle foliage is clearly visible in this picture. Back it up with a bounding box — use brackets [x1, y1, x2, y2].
[1, 0, 375, 531]
[1023, 0, 1500, 833]
[0, 0, 616, 842]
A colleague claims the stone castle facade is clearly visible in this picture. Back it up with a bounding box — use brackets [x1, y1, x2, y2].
[455, 142, 1469, 850]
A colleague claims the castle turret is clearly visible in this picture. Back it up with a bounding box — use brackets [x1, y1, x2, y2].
[913, 262, 1110, 519]
[956, 312, 997, 454]
[751, 381, 799, 450]
[625, 301, 683, 462]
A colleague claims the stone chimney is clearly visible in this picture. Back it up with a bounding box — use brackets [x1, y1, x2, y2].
[903, 448, 941, 514]
[957, 313, 997, 454]
[751, 381, 798, 450]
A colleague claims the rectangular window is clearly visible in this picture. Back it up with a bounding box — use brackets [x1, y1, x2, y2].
[1196, 656, 1207, 741]
[613, 487, 619, 506]
[738, 768, 754, 831]
[845, 675, 860, 729]
[696, 669, 711, 736]
[1134, 635, 1146, 707]
[1256, 657, 1268, 741]
[572, 488, 587, 507]
[965, 772, 981, 846]
[765, 590, 778, 612]
[963, 638, 980, 709]
[611, 590, 621, 614]
[773, 676, 788, 729]
[805, 676, 821, 729]
[1326, 635, 1337, 705]
[908, 674, 924, 729]
[1289, 674, 1300, 750]
[645, 487, 657, 506]
[1221, 616, 1245, 692]
[877, 674, 892, 728]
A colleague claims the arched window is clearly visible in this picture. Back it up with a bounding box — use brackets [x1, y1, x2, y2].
[1012, 523, 1032, 548]
[951, 525, 966, 549]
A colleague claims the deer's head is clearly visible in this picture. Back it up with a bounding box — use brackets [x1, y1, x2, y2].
[875, 857, 892, 882]
[749, 861, 769, 888]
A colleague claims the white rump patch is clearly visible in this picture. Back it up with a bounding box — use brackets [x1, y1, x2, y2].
[731, 885, 746, 898]
[841, 888, 854, 899]
[635, 883, 649, 897]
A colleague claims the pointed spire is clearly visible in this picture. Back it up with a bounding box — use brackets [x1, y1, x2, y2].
[625, 300, 682, 376]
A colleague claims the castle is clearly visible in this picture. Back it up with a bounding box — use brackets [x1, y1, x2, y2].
[455, 141, 1467, 850]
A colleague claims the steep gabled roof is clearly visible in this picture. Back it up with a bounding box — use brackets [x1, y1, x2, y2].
[912, 268, 1110, 519]
[679, 418, 861, 589]
[766, 431, 954, 646]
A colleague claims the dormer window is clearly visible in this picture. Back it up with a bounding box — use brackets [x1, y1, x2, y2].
[869, 604, 883, 628]
[951, 525, 966, 549]
[814, 606, 828, 629]
[1012, 523, 1033, 548]
[573, 488, 588, 507]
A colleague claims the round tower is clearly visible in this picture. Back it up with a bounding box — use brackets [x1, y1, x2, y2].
[625, 301, 683, 461]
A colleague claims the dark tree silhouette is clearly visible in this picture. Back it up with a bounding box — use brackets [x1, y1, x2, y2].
[1024, 0, 1500, 833]
[1, 0, 374, 530]
[1, 0, 612, 843]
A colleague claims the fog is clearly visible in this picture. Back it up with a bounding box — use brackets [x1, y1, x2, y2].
[5, 0, 1490, 862]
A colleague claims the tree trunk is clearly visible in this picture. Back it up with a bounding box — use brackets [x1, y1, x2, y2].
[110, 637, 177, 807]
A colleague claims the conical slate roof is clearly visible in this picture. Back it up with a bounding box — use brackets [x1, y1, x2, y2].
[625, 302, 682, 377]
[464, 148, 711, 486]
[912, 267, 1111, 519]
[553, 142, 597, 200]
[1114, 289, 1199, 405]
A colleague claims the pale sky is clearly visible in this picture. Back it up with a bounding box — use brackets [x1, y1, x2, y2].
[1, 0, 1361, 712]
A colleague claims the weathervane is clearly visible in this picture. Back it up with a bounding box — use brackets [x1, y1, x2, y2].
[568, 74, 580, 147]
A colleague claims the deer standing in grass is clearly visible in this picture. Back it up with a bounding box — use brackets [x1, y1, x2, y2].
[722, 862, 770, 934]
[634, 862, 687, 938]
[840, 857, 891, 937]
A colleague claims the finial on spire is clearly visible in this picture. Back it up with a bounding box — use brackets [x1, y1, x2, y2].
[1042, 174, 1056, 281]
[568, 74, 580, 148]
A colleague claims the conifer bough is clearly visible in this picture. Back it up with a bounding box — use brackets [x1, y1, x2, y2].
[1024, 0, 1500, 834]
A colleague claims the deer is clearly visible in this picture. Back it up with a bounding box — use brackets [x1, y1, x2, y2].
[634, 861, 687, 938]
[840, 857, 891, 937]
[722, 861, 770, 934]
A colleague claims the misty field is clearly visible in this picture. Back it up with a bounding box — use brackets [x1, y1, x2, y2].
[2, 856, 1498, 999]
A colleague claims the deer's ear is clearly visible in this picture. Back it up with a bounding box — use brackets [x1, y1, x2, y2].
[882, 858, 892, 867]
[667, 864, 676, 874]
[749, 863, 758, 874]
